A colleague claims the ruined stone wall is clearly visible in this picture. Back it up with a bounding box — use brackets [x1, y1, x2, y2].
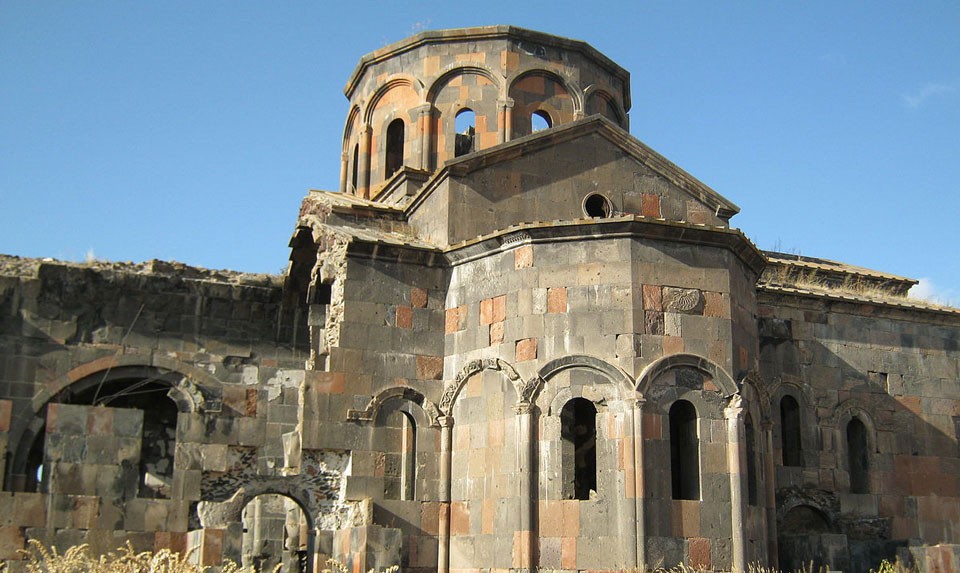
[759, 289, 960, 572]
[0, 257, 325, 564]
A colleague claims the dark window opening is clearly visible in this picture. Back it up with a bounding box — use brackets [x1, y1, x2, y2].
[351, 143, 359, 193]
[745, 414, 758, 506]
[561, 398, 597, 500]
[780, 395, 803, 467]
[316, 282, 332, 305]
[385, 119, 404, 178]
[670, 399, 700, 500]
[847, 417, 869, 493]
[532, 110, 551, 132]
[583, 193, 612, 218]
[454, 108, 476, 157]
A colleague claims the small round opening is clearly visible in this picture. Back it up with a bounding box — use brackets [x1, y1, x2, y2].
[583, 193, 612, 218]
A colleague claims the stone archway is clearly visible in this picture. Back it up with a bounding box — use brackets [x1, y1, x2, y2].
[241, 493, 311, 573]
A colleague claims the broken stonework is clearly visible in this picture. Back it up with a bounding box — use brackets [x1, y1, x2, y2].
[0, 24, 958, 573]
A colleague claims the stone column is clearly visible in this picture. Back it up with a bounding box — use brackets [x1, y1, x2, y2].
[725, 395, 746, 573]
[763, 418, 779, 568]
[515, 401, 535, 572]
[631, 396, 647, 568]
[416, 104, 433, 171]
[358, 123, 372, 199]
[437, 415, 454, 573]
[498, 98, 514, 144]
[339, 151, 348, 194]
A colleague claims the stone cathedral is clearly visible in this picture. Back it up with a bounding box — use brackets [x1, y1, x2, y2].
[1, 26, 959, 573]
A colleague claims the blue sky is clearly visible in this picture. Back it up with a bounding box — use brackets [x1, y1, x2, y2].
[2, 2, 958, 303]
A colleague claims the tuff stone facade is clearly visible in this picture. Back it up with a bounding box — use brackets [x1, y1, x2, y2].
[1, 26, 959, 573]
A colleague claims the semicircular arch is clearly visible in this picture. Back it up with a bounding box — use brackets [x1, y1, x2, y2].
[507, 67, 583, 115]
[439, 358, 521, 415]
[347, 385, 441, 427]
[426, 64, 503, 105]
[362, 75, 425, 124]
[636, 353, 738, 398]
[583, 85, 626, 125]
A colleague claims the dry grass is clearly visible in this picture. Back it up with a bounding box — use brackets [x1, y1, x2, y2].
[11, 541, 399, 573]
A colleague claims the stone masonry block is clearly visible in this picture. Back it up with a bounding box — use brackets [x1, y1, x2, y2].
[532, 288, 547, 314]
[415, 355, 443, 380]
[547, 287, 567, 313]
[489, 321, 504, 345]
[410, 287, 428, 308]
[514, 245, 534, 269]
[516, 338, 538, 362]
[642, 284, 662, 311]
[663, 287, 704, 314]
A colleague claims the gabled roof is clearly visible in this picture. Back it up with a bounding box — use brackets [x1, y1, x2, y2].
[406, 115, 740, 221]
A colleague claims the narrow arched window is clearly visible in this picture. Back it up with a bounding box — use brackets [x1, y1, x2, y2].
[847, 417, 869, 493]
[351, 143, 359, 193]
[385, 119, 404, 178]
[745, 414, 758, 506]
[780, 395, 803, 466]
[532, 110, 551, 132]
[670, 400, 700, 500]
[454, 108, 476, 157]
[560, 398, 597, 500]
[383, 409, 417, 500]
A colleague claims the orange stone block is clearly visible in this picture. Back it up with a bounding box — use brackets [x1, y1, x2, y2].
[411, 287, 428, 308]
[514, 245, 534, 269]
[416, 355, 443, 381]
[642, 284, 662, 311]
[547, 287, 567, 313]
[561, 500, 580, 537]
[663, 335, 684, 355]
[480, 298, 494, 325]
[492, 295, 506, 323]
[0, 526, 25, 560]
[538, 500, 561, 537]
[703, 291, 726, 318]
[450, 501, 470, 535]
[688, 537, 711, 569]
[482, 498, 496, 534]
[516, 338, 538, 362]
[560, 536, 577, 569]
[641, 193, 661, 217]
[396, 305, 413, 329]
[445, 307, 460, 334]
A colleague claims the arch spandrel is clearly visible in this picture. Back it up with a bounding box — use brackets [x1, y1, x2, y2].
[636, 353, 739, 399]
